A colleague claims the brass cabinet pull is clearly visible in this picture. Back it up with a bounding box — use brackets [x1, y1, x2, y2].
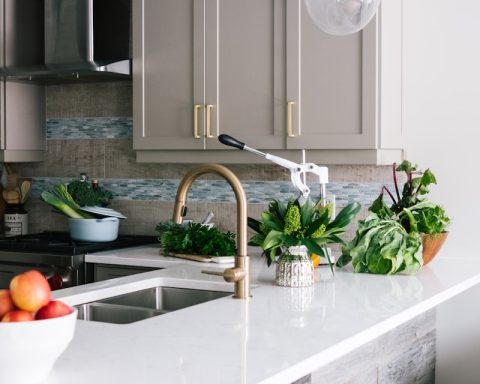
[287, 101, 296, 137]
[193, 104, 201, 139]
[206, 104, 214, 138]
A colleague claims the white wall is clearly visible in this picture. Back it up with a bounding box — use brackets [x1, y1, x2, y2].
[402, 0, 480, 382]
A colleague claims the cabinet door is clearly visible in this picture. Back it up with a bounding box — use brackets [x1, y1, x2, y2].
[133, 0, 205, 150]
[285, 0, 376, 150]
[204, 0, 285, 150]
[0, 81, 46, 162]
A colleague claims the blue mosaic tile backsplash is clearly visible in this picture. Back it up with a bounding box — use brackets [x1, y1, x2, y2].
[46, 117, 133, 139]
[41, 117, 390, 206]
[31, 177, 392, 207]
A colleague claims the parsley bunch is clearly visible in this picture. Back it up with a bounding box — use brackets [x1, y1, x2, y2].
[156, 221, 236, 256]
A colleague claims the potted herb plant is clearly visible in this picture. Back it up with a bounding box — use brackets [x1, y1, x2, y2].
[337, 160, 450, 274]
[248, 197, 361, 286]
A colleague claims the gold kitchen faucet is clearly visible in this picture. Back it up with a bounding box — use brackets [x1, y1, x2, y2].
[172, 164, 250, 299]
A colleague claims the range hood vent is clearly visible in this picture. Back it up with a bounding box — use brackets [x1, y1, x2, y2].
[5, 0, 131, 83]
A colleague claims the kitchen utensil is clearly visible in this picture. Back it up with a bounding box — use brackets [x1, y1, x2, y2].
[170, 253, 234, 263]
[201, 211, 215, 224]
[68, 217, 120, 242]
[172, 253, 213, 262]
[6, 173, 19, 190]
[218, 134, 328, 202]
[19, 179, 32, 203]
[4, 190, 21, 204]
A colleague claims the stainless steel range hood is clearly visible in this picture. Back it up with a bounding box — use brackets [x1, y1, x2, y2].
[6, 0, 131, 83]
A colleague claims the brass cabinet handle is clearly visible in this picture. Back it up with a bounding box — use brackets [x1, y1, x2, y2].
[193, 104, 201, 139]
[287, 101, 296, 137]
[206, 104, 214, 138]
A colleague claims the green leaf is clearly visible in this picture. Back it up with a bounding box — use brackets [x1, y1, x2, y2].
[262, 230, 283, 250]
[402, 208, 418, 233]
[300, 197, 315, 228]
[267, 248, 278, 266]
[268, 200, 287, 226]
[261, 212, 283, 232]
[303, 238, 334, 274]
[420, 169, 437, 187]
[327, 202, 361, 230]
[368, 194, 394, 219]
[247, 217, 262, 233]
[414, 205, 450, 235]
[336, 253, 352, 268]
[304, 216, 327, 237]
[396, 160, 417, 173]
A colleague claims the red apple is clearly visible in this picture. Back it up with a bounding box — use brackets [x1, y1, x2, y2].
[9, 270, 51, 312]
[0, 289, 15, 318]
[2, 310, 34, 322]
[35, 300, 72, 320]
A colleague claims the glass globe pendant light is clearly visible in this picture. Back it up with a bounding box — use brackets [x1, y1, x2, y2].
[304, 0, 381, 36]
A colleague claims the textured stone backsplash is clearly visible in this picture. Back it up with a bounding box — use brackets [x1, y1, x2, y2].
[14, 81, 394, 238]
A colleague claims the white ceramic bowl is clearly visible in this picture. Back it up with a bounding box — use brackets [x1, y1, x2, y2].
[0, 308, 77, 384]
[68, 217, 119, 242]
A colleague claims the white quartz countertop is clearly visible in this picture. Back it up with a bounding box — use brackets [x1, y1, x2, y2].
[45, 246, 480, 384]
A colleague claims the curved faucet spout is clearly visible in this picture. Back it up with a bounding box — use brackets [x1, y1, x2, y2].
[172, 164, 250, 299]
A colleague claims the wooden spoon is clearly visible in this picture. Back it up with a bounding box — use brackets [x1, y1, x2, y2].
[19, 179, 32, 204]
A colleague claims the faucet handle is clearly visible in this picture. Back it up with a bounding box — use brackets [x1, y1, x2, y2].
[202, 267, 247, 283]
[201, 270, 224, 277]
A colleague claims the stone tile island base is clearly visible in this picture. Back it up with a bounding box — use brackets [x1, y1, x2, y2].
[293, 309, 435, 384]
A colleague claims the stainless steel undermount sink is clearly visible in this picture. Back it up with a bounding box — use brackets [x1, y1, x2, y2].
[75, 287, 231, 324]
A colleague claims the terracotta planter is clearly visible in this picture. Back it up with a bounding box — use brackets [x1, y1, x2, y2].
[422, 232, 448, 265]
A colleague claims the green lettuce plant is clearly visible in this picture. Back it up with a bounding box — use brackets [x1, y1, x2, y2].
[248, 197, 361, 272]
[336, 214, 423, 274]
[337, 160, 450, 275]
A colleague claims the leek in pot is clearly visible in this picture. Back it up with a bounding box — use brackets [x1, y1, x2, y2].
[41, 179, 125, 242]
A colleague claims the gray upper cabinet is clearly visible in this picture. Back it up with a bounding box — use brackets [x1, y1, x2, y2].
[134, 0, 404, 165]
[134, 0, 284, 152]
[285, 0, 404, 161]
[203, 0, 284, 150]
[0, 82, 46, 162]
[286, 2, 368, 149]
[0, 0, 46, 162]
[133, 0, 203, 150]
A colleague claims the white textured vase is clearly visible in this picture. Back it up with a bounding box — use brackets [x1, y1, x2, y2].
[275, 245, 314, 287]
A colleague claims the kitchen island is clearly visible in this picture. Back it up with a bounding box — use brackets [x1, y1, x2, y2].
[47, 246, 480, 384]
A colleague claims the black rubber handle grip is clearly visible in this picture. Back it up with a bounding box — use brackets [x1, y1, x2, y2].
[218, 134, 245, 150]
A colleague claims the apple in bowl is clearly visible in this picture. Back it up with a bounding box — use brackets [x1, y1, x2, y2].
[0, 270, 77, 384]
[9, 269, 51, 312]
[0, 289, 15, 318]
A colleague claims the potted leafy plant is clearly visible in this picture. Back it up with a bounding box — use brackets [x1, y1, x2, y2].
[337, 160, 450, 274]
[248, 197, 361, 286]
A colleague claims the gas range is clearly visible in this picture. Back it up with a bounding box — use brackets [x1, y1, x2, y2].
[0, 232, 158, 290]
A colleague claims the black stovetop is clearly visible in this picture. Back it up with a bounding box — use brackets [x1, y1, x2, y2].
[0, 232, 158, 255]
